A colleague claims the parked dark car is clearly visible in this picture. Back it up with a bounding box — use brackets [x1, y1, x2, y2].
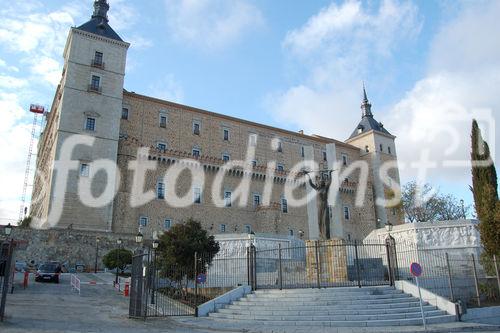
[35, 263, 61, 283]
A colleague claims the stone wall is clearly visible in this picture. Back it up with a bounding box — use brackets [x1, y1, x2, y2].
[9, 228, 139, 270]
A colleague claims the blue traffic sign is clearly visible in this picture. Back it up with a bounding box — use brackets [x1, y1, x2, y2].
[410, 262, 423, 277]
[196, 273, 206, 284]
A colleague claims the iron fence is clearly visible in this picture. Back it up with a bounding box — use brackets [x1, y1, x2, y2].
[394, 240, 500, 309]
[0, 241, 14, 321]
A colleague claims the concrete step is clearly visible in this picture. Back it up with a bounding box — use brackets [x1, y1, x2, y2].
[247, 292, 409, 301]
[210, 315, 456, 327]
[209, 309, 447, 321]
[217, 304, 438, 316]
[227, 300, 429, 311]
[234, 296, 422, 307]
[253, 287, 398, 295]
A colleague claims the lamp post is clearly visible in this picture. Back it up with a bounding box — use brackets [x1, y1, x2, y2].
[94, 237, 100, 274]
[298, 230, 304, 239]
[4, 223, 12, 239]
[151, 238, 159, 304]
[460, 199, 466, 219]
[135, 231, 143, 254]
[115, 238, 122, 285]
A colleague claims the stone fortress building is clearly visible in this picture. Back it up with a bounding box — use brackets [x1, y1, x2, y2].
[30, 0, 402, 241]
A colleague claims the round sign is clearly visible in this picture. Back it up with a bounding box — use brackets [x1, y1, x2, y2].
[196, 273, 206, 284]
[410, 262, 422, 277]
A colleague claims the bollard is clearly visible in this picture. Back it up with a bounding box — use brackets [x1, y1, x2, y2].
[124, 281, 130, 297]
[23, 271, 29, 289]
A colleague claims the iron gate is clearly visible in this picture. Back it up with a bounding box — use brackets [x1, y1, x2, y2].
[0, 241, 14, 322]
[129, 251, 196, 319]
[252, 241, 397, 290]
[129, 241, 397, 318]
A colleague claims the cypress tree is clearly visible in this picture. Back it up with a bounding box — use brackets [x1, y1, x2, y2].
[470, 119, 499, 255]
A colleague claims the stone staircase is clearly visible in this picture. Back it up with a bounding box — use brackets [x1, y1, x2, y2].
[208, 286, 456, 327]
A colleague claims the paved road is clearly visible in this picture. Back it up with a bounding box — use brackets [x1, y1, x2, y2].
[0, 273, 237, 333]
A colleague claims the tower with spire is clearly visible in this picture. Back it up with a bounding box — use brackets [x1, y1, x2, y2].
[30, 0, 130, 231]
[345, 85, 401, 228]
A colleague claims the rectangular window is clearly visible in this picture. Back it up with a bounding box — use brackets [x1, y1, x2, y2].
[193, 121, 200, 135]
[223, 129, 229, 141]
[249, 134, 257, 146]
[90, 75, 100, 91]
[193, 187, 202, 204]
[342, 154, 348, 166]
[85, 117, 96, 131]
[388, 146, 392, 155]
[253, 194, 260, 207]
[157, 143, 167, 152]
[224, 191, 232, 207]
[192, 148, 200, 158]
[220, 224, 226, 233]
[322, 151, 327, 161]
[392, 208, 396, 216]
[380, 144, 383, 152]
[222, 154, 230, 162]
[93, 51, 103, 67]
[365, 145, 369, 152]
[301, 146, 305, 158]
[164, 219, 172, 230]
[277, 141, 283, 152]
[80, 163, 90, 177]
[343, 206, 350, 220]
[139, 216, 148, 227]
[289, 229, 294, 236]
[251, 160, 257, 168]
[122, 108, 129, 120]
[157, 182, 165, 199]
[277, 164, 284, 172]
[160, 114, 167, 128]
[281, 198, 288, 213]
[244, 225, 251, 233]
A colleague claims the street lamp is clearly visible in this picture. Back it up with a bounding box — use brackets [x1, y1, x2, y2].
[135, 231, 143, 244]
[115, 238, 122, 285]
[385, 221, 393, 234]
[151, 238, 160, 304]
[298, 230, 304, 239]
[4, 223, 12, 237]
[94, 237, 100, 274]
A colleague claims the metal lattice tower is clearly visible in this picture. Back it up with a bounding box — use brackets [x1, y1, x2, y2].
[19, 104, 45, 221]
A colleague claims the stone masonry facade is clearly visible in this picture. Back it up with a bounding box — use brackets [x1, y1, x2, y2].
[30, 1, 403, 243]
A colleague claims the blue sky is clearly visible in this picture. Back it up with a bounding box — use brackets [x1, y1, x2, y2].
[0, 0, 498, 224]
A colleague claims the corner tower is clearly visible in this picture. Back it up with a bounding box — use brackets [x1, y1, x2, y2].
[31, 0, 129, 231]
[345, 85, 402, 228]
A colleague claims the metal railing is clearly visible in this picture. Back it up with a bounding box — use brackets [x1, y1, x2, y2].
[0, 241, 14, 321]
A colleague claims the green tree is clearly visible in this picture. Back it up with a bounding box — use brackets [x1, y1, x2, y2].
[157, 218, 220, 285]
[102, 248, 132, 272]
[19, 216, 32, 228]
[401, 182, 470, 222]
[470, 119, 499, 256]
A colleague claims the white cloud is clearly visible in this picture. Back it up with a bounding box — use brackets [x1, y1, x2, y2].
[386, 1, 500, 185]
[164, 0, 264, 49]
[268, 0, 421, 139]
[0, 93, 34, 223]
[148, 74, 185, 104]
[0, 75, 28, 89]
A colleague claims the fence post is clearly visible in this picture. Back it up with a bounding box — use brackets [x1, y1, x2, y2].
[445, 253, 455, 302]
[278, 244, 283, 290]
[246, 246, 250, 287]
[385, 241, 394, 286]
[315, 240, 321, 289]
[494, 255, 500, 297]
[194, 251, 198, 315]
[471, 254, 481, 307]
[354, 241, 362, 288]
[249, 244, 257, 290]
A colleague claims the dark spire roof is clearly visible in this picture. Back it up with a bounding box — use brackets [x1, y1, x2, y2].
[348, 84, 392, 139]
[76, 1, 124, 42]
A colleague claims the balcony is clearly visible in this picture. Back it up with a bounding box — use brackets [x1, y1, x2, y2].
[87, 84, 102, 94]
[91, 59, 105, 69]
